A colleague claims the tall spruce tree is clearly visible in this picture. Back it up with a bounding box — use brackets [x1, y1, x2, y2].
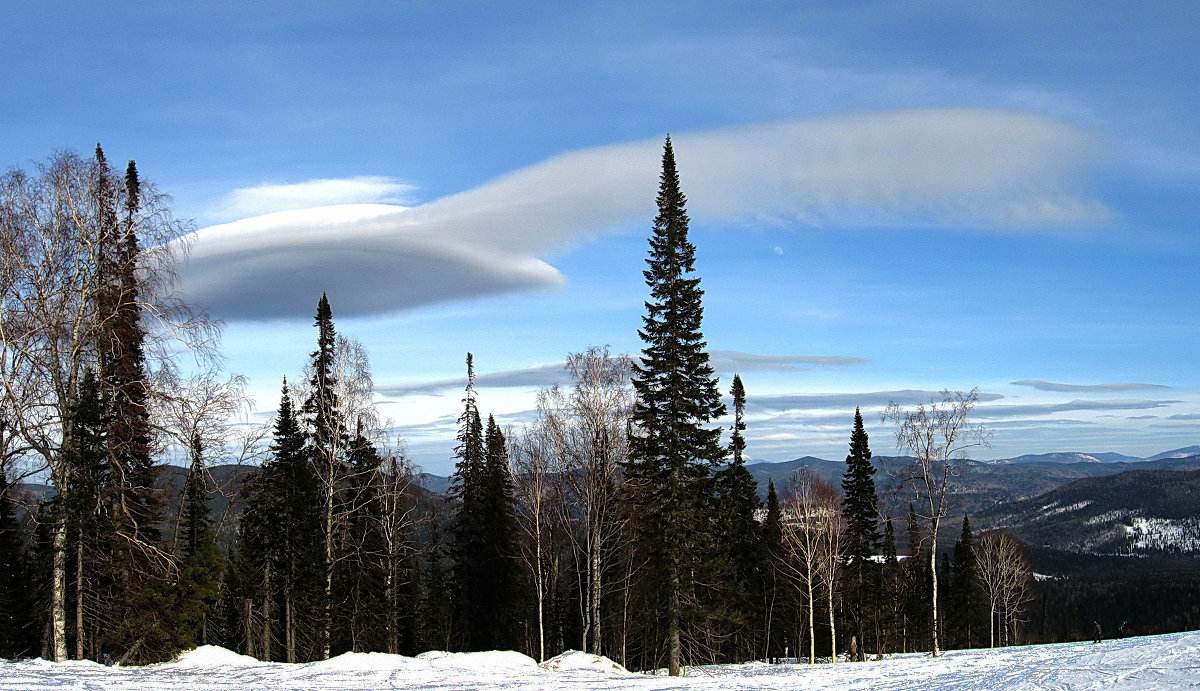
[176, 434, 224, 648]
[302, 293, 346, 660]
[449, 353, 487, 650]
[479, 414, 521, 649]
[841, 408, 879, 658]
[948, 515, 983, 650]
[625, 137, 727, 676]
[762, 479, 785, 662]
[273, 379, 325, 661]
[711, 374, 761, 660]
[58, 368, 119, 661]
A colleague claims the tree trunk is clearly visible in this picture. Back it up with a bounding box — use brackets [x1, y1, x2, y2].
[589, 522, 602, 655]
[243, 599, 254, 658]
[285, 591, 295, 663]
[262, 569, 272, 661]
[828, 578, 837, 663]
[807, 578, 815, 664]
[323, 475, 334, 660]
[50, 521, 68, 662]
[929, 527, 941, 657]
[668, 567, 681, 676]
[75, 534, 84, 660]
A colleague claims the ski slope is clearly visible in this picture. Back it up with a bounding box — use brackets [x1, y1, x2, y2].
[2, 631, 1197, 690]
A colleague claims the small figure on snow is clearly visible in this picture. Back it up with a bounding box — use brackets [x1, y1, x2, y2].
[1093, 621, 1102, 644]
[1118, 621, 1127, 638]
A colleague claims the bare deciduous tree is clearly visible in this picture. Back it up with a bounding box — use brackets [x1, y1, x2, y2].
[883, 388, 988, 657]
[975, 530, 1031, 648]
[509, 426, 560, 662]
[780, 467, 844, 664]
[536, 346, 634, 656]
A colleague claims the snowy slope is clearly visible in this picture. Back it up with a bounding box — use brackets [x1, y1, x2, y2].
[3, 632, 1200, 690]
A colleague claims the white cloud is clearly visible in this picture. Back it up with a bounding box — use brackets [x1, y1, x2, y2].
[211, 176, 417, 220]
[175, 109, 1110, 321]
[1011, 380, 1171, 393]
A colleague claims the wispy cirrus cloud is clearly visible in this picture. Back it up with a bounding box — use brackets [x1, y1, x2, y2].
[175, 109, 1110, 321]
[379, 350, 862, 398]
[1011, 380, 1171, 393]
[976, 399, 1181, 419]
[378, 362, 570, 398]
[748, 389, 1005, 415]
[710, 351, 866, 372]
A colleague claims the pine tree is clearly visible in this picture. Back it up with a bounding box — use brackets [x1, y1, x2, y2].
[762, 479, 785, 662]
[948, 515, 982, 650]
[302, 293, 346, 660]
[101, 157, 161, 546]
[840, 408, 879, 659]
[881, 517, 902, 653]
[625, 136, 727, 676]
[273, 379, 325, 661]
[333, 428, 389, 653]
[449, 353, 487, 650]
[903, 504, 931, 652]
[58, 368, 118, 661]
[711, 374, 762, 660]
[479, 415, 521, 649]
[0, 463, 34, 657]
[178, 435, 211, 561]
[176, 434, 224, 648]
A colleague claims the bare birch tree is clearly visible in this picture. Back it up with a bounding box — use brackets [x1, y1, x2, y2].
[780, 467, 843, 664]
[883, 389, 988, 657]
[975, 530, 1031, 648]
[537, 346, 634, 655]
[509, 426, 560, 662]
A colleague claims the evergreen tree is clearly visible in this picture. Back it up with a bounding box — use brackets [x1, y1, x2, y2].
[625, 136, 726, 676]
[840, 408, 879, 659]
[302, 293, 346, 660]
[176, 434, 224, 648]
[0, 464, 34, 657]
[273, 379, 325, 661]
[762, 479, 785, 661]
[881, 517, 902, 653]
[903, 504, 931, 652]
[332, 428, 389, 653]
[711, 374, 762, 660]
[449, 353, 487, 650]
[101, 156, 161, 546]
[178, 435, 211, 561]
[58, 368, 119, 661]
[948, 515, 983, 650]
[479, 415, 521, 649]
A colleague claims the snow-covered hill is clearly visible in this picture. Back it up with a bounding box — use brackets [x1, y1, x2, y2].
[3, 632, 1199, 689]
[980, 468, 1200, 553]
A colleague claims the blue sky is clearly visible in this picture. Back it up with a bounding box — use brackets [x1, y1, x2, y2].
[3, 2, 1198, 474]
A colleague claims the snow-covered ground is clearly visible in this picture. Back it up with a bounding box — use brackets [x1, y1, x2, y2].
[3, 631, 1199, 690]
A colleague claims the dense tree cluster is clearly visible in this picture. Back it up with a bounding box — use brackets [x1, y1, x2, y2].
[2, 140, 1133, 673]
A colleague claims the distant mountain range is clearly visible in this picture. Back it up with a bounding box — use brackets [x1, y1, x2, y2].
[984, 446, 1200, 465]
[978, 468, 1200, 554]
[12, 445, 1198, 557]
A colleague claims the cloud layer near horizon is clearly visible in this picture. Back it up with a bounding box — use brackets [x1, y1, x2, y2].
[176, 109, 1109, 321]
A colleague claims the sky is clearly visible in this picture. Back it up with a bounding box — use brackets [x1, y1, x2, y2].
[3, 2, 1198, 475]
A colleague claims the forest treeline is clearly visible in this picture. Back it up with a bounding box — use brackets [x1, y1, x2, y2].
[2, 140, 1049, 672]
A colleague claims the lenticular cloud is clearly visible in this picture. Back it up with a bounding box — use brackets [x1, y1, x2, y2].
[175, 109, 1109, 321]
